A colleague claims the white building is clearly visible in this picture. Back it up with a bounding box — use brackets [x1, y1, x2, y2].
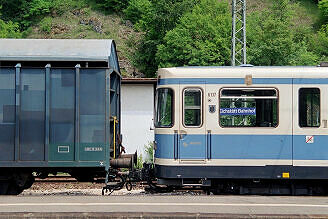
[121, 78, 157, 160]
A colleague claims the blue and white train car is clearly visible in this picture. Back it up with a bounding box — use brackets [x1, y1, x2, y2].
[154, 65, 328, 194]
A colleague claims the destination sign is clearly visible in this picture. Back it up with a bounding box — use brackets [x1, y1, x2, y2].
[220, 108, 256, 116]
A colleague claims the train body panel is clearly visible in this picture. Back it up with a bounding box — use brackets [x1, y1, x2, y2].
[0, 39, 122, 194]
[154, 66, 328, 183]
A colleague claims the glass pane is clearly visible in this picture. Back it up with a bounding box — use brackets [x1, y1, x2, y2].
[80, 69, 105, 143]
[299, 88, 320, 127]
[221, 89, 277, 97]
[20, 68, 45, 161]
[184, 90, 201, 107]
[184, 89, 201, 126]
[220, 89, 278, 128]
[0, 68, 15, 161]
[0, 69, 15, 124]
[155, 88, 173, 127]
[50, 69, 75, 143]
[184, 109, 201, 126]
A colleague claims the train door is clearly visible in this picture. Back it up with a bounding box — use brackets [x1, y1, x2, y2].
[178, 83, 206, 162]
[293, 84, 328, 166]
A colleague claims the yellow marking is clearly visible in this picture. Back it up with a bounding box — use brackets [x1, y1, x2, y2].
[113, 116, 118, 158]
[282, 172, 290, 178]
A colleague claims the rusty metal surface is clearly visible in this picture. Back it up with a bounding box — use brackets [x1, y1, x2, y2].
[122, 78, 157, 84]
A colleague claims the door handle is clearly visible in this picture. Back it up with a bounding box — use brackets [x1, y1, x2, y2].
[179, 130, 187, 139]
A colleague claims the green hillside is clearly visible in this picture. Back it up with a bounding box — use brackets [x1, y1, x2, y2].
[0, 0, 327, 77]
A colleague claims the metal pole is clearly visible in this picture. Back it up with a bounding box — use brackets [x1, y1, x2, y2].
[75, 64, 81, 162]
[45, 64, 51, 162]
[243, 0, 247, 64]
[231, 0, 236, 66]
[231, 0, 247, 66]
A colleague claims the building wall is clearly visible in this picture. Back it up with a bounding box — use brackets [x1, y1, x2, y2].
[121, 84, 154, 160]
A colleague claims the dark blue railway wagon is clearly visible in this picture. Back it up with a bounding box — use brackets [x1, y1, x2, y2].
[0, 39, 121, 194]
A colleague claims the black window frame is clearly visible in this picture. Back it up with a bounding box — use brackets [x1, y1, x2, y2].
[154, 87, 174, 128]
[219, 87, 279, 128]
[183, 87, 203, 128]
[298, 87, 321, 128]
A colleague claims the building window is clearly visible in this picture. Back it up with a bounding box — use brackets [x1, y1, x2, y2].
[299, 88, 320, 127]
[155, 88, 174, 127]
[184, 88, 202, 127]
[219, 88, 278, 127]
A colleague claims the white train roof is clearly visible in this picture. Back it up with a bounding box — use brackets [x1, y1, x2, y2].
[158, 66, 328, 78]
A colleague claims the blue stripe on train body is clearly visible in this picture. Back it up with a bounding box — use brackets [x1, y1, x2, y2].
[155, 134, 328, 161]
[158, 78, 328, 85]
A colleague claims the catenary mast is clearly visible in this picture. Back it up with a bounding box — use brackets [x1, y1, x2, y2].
[231, 0, 247, 66]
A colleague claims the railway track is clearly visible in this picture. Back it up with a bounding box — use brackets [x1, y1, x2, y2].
[35, 176, 107, 184]
[35, 176, 78, 183]
[32, 176, 203, 195]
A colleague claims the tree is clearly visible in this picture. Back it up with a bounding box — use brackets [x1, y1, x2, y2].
[247, 0, 318, 66]
[124, 0, 152, 25]
[129, 0, 199, 77]
[319, 0, 328, 20]
[0, 0, 30, 25]
[313, 24, 328, 61]
[94, 0, 129, 13]
[0, 0, 87, 29]
[0, 19, 22, 38]
[0, 5, 22, 38]
[156, 0, 231, 67]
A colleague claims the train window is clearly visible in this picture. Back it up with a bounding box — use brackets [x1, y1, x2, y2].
[299, 88, 320, 127]
[183, 88, 202, 127]
[219, 88, 278, 127]
[155, 88, 174, 128]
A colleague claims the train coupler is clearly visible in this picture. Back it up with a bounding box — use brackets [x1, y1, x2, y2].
[102, 170, 126, 195]
[102, 163, 155, 195]
[102, 181, 125, 195]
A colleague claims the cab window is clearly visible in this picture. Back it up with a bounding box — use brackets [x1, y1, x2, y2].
[183, 88, 202, 127]
[155, 88, 174, 127]
[219, 88, 278, 127]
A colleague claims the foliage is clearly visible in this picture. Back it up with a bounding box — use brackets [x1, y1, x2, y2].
[134, 142, 154, 168]
[124, 0, 152, 25]
[319, 0, 328, 20]
[93, 0, 129, 13]
[22, 0, 52, 27]
[0, 0, 87, 29]
[0, 0, 325, 75]
[156, 0, 231, 68]
[247, 0, 318, 66]
[130, 0, 199, 77]
[291, 42, 319, 65]
[51, 0, 88, 16]
[0, 19, 22, 38]
[144, 142, 154, 164]
[39, 17, 52, 33]
[313, 24, 328, 61]
[135, 154, 143, 169]
[0, 0, 30, 25]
